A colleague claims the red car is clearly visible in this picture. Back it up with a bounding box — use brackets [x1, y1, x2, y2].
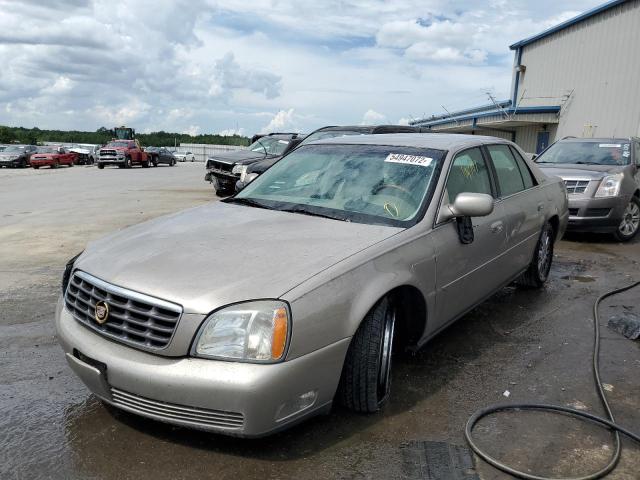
[30, 147, 77, 169]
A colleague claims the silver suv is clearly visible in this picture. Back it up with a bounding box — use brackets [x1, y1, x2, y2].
[535, 137, 640, 241]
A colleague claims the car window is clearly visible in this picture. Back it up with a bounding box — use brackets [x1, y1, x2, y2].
[487, 144, 526, 197]
[446, 148, 493, 203]
[634, 141, 640, 166]
[510, 146, 536, 188]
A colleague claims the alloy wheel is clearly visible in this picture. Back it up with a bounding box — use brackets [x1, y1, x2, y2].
[537, 226, 552, 280]
[618, 200, 640, 237]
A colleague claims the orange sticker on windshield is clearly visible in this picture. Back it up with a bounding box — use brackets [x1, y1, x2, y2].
[385, 153, 432, 167]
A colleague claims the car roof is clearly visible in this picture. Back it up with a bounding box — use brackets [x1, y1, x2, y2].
[558, 137, 631, 143]
[305, 132, 511, 150]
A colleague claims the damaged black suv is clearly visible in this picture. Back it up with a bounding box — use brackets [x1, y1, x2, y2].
[205, 133, 303, 197]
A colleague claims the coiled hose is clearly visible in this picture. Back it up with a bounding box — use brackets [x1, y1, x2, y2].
[465, 280, 640, 480]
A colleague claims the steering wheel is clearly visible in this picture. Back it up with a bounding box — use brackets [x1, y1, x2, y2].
[373, 183, 419, 208]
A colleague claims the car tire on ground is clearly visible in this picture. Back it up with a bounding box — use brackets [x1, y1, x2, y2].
[52, 161, 59, 169]
[171, 159, 176, 166]
[613, 196, 640, 242]
[125, 156, 133, 169]
[518, 221, 555, 288]
[33, 166, 39, 170]
[98, 163, 105, 169]
[339, 296, 396, 413]
[142, 160, 150, 168]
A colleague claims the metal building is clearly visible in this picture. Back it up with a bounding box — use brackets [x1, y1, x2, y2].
[411, 0, 640, 154]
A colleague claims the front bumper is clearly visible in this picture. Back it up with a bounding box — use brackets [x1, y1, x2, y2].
[56, 299, 348, 437]
[0, 158, 23, 167]
[205, 169, 239, 192]
[566, 195, 629, 232]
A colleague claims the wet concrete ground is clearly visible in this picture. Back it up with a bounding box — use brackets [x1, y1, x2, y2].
[1, 164, 639, 479]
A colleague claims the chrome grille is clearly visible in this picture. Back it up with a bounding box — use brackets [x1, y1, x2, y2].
[65, 271, 182, 350]
[563, 179, 590, 194]
[100, 149, 117, 156]
[110, 387, 245, 429]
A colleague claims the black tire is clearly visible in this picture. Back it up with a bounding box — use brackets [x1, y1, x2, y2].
[33, 165, 39, 170]
[98, 163, 105, 169]
[52, 161, 59, 169]
[518, 221, 554, 288]
[142, 160, 150, 168]
[613, 196, 640, 242]
[21, 159, 28, 168]
[170, 159, 176, 166]
[338, 297, 396, 413]
[124, 156, 132, 169]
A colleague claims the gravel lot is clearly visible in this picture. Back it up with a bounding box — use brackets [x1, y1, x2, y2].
[1, 164, 638, 480]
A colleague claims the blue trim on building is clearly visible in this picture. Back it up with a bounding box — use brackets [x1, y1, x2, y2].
[509, 0, 629, 50]
[409, 100, 512, 126]
[415, 106, 561, 128]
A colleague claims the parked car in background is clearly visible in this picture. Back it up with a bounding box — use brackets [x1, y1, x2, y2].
[57, 133, 567, 438]
[535, 137, 640, 241]
[205, 133, 303, 196]
[173, 151, 196, 162]
[235, 125, 420, 191]
[30, 146, 77, 169]
[0, 144, 37, 168]
[144, 147, 177, 167]
[69, 144, 99, 165]
[98, 140, 149, 169]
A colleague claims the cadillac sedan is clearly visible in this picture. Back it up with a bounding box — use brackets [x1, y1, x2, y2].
[56, 134, 568, 437]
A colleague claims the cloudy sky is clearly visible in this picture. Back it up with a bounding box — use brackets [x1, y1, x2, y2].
[0, 0, 602, 136]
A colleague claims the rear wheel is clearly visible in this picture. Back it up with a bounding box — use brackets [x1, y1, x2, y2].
[518, 221, 554, 288]
[339, 297, 396, 412]
[613, 197, 640, 242]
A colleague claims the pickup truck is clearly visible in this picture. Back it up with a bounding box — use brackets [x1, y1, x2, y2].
[97, 140, 149, 169]
[205, 133, 303, 196]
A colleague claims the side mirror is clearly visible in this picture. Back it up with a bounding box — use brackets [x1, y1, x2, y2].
[440, 192, 494, 222]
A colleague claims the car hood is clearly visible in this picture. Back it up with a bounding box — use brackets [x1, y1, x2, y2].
[75, 201, 402, 314]
[537, 164, 624, 180]
[208, 150, 266, 165]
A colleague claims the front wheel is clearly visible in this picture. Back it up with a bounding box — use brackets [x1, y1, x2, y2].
[613, 197, 640, 242]
[124, 156, 132, 169]
[518, 221, 554, 288]
[339, 297, 396, 412]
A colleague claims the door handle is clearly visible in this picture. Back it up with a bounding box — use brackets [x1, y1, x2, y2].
[490, 221, 504, 234]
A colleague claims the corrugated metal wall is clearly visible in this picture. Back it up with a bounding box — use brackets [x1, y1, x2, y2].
[174, 143, 246, 162]
[517, 0, 640, 138]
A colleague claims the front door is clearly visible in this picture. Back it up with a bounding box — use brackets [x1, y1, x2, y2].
[431, 147, 508, 330]
[536, 131, 550, 154]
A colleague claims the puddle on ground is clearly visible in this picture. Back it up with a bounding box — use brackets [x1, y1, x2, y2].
[561, 275, 596, 283]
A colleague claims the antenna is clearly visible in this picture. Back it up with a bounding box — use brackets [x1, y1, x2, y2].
[486, 91, 510, 118]
[441, 105, 459, 125]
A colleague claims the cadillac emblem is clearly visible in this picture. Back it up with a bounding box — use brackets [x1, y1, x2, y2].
[94, 301, 109, 325]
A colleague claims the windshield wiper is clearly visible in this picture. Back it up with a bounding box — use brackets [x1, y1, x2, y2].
[278, 206, 347, 222]
[223, 197, 275, 210]
[575, 161, 601, 165]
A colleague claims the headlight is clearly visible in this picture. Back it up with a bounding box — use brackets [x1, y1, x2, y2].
[232, 164, 247, 177]
[193, 300, 290, 362]
[595, 173, 623, 198]
[245, 172, 259, 183]
[62, 251, 83, 293]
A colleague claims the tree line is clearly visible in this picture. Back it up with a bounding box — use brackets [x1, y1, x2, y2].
[0, 125, 250, 147]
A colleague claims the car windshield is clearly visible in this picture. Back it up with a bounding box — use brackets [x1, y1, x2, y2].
[248, 137, 291, 155]
[37, 147, 57, 153]
[4, 146, 26, 153]
[536, 141, 631, 166]
[105, 141, 131, 148]
[234, 144, 444, 226]
[301, 130, 366, 145]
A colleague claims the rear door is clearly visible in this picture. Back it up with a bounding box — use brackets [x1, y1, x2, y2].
[431, 147, 508, 329]
[484, 144, 545, 272]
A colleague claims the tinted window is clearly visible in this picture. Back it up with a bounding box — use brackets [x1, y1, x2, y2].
[510, 146, 536, 188]
[487, 144, 525, 196]
[446, 148, 493, 203]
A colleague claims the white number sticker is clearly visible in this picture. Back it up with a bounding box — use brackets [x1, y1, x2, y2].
[598, 143, 621, 148]
[385, 153, 433, 167]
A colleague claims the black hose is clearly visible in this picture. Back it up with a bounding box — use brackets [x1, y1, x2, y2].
[464, 280, 640, 480]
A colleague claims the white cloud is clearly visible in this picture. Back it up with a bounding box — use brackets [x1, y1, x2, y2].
[0, 0, 604, 135]
[218, 127, 246, 136]
[361, 109, 386, 125]
[261, 109, 298, 133]
[397, 117, 410, 126]
[183, 125, 201, 136]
